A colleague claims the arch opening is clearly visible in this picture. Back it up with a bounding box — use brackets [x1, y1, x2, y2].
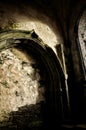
[0, 30, 65, 129]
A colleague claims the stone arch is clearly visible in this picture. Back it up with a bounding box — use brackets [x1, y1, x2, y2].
[0, 30, 68, 129]
[74, 7, 86, 80]
[68, 4, 86, 121]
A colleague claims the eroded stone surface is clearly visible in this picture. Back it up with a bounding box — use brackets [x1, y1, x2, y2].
[0, 47, 45, 122]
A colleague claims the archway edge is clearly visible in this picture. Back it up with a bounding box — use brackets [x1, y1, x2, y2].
[0, 29, 66, 122]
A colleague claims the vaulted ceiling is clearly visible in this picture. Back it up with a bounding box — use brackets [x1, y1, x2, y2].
[0, 0, 86, 43]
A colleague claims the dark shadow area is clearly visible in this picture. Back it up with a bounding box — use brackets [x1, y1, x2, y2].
[9, 103, 46, 130]
[0, 103, 47, 130]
